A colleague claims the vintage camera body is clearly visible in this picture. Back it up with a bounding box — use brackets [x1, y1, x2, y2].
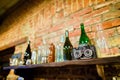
[72, 44, 97, 60]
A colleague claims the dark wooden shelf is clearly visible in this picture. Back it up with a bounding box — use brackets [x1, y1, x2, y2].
[3, 56, 120, 70]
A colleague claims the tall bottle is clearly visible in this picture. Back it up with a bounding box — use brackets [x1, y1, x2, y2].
[78, 23, 96, 59]
[95, 24, 110, 57]
[24, 41, 32, 65]
[63, 30, 73, 60]
[79, 23, 91, 45]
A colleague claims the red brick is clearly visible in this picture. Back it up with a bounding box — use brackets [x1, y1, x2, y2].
[64, 0, 72, 8]
[48, 23, 65, 33]
[70, 7, 93, 19]
[73, 23, 80, 29]
[97, 0, 105, 4]
[71, 0, 78, 13]
[89, 0, 97, 6]
[85, 26, 92, 32]
[103, 10, 120, 21]
[44, 4, 51, 19]
[77, 0, 83, 10]
[112, 18, 120, 27]
[104, 28, 117, 37]
[50, 2, 56, 16]
[102, 21, 112, 29]
[35, 29, 49, 38]
[115, 2, 120, 10]
[82, 6, 109, 20]
[94, 0, 114, 9]
[108, 35, 120, 47]
[63, 0, 72, 16]
[117, 26, 120, 34]
[93, 6, 110, 15]
[69, 29, 80, 37]
[83, 0, 90, 8]
[56, 10, 64, 19]
[64, 7, 71, 16]
[87, 32, 96, 39]
[102, 18, 120, 29]
[53, 10, 64, 25]
[55, 0, 63, 12]
[34, 37, 42, 48]
[84, 16, 101, 26]
[65, 18, 79, 26]
[56, 29, 65, 36]
[91, 25, 96, 32]
[110, 47, 119, 55]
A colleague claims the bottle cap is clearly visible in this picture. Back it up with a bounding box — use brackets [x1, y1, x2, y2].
[80, 23, 84, 26]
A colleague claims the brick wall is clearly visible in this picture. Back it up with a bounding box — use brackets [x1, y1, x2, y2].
[0, 0, 120, 79]
[0, 0, 120, 57]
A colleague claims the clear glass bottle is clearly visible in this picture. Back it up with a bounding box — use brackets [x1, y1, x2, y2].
[37, 46, 42, 64]
[41, 39, 50, 63]
[55, 35, 64, 62]
[95, 24, 110, 57]
[31, 50, 37, 64]
[63, 30, 73, 60]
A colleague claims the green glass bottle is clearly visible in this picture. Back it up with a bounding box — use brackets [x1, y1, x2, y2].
[79, 23, 91, 45]
[63, 30, 73, 60]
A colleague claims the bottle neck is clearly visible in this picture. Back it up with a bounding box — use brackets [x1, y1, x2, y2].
[81, 23, 86, 34]
[65, 30, 69, 38]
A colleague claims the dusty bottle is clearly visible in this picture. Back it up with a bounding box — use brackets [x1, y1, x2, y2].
[63, 30, 73, 60]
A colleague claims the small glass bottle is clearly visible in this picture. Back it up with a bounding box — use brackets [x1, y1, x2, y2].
[31, 50, 37, 64]
[37, 46, 42, 64]
[48, 43, 55, 63]
[41, 39, 50, 63]
[55, 35, 64, 62]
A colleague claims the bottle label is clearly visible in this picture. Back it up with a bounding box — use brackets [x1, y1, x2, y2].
[72, 44, 97, 59]
[63, 46, 72, 60]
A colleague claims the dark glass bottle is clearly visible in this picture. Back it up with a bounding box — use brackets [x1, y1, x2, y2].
[24, 41, 32, 64]
[79, 23, 91, 45]
[63, 30, 73, 60]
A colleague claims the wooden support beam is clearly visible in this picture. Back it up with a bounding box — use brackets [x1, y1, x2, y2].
[0, 37, 28, 51]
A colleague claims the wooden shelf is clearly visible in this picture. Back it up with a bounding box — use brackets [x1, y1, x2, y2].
[3, 56, 120, 70]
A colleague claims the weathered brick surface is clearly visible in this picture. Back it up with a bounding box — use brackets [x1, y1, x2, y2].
[103, 10, 120, 21]
[117, 26, 120, 34]
[0, 0, 119, 57]
[0, 0, 120, 79]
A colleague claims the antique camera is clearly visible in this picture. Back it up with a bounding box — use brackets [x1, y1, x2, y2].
[72, 44, 97, 60]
